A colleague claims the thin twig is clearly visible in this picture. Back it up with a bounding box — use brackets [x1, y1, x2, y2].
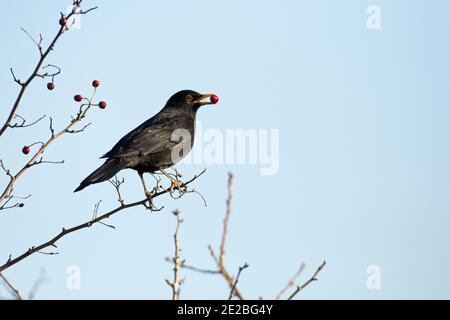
[228, 263, 249, 300]
[21, 28, 43, 55]
[28, 269, 49, 300]
[164, 258, 220, 274]
[0, 194, 30, 211]
[220, 172, 233, 267]
[287, 261, 326, 300]
[8, 114, 46, 129]
[0, 272, 22, 300]
[275, 263, 306, 300]
[109, 176, 125, 206]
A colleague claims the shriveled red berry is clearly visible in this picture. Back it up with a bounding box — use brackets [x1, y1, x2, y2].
[92, 80, 100, 88]
[98, 101, 107, 109]
[74, 94, 83, 102]
[47, 82, 55, 90]
[210, 94, 219, 104]
[22, 146, 30, 155]
[59, 17, 67, 26]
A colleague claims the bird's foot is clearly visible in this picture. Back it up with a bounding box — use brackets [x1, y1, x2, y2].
[168, 179, 187, 196]
[143, 191, 163, 211]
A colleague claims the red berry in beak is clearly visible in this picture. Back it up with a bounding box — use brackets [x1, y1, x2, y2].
[59, 17, 67, 26]
[22, 146, 30, 155]
[47, 82, 55, 90]
[98, 101, 107, 109]
[92, 80, 100, 88]
[210, 94, 219, 104]
[74, 95, 83, 102]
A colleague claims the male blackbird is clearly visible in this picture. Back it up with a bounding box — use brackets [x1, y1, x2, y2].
[74, 90, 216, 198]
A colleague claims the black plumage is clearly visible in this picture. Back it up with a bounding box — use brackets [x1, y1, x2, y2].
[74, 90, 215, 193]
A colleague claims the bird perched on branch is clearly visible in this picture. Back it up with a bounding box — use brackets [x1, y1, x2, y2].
[74, 90, 218, 204]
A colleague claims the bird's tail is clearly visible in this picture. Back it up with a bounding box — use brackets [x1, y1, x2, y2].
[74, 158, 127, 192]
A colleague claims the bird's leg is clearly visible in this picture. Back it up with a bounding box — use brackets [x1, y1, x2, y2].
[138, 172, 155, 209]
[149, 172, 162, 193]
[160, 168, 186, 195]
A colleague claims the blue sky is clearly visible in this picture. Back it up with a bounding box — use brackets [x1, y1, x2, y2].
[0, 0, 449, 299]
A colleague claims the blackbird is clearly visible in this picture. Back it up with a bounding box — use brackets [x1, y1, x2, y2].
[74, 90, 217, 199]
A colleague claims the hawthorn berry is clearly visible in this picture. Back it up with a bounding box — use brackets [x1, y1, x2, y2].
[98, 101, 107, 109]
[92, 80, 100, 88]
[74, 94, 83, 102]
[22, 146, 30, 155]
[47, 82, 55, 90]
[210, 94, 219, 104]
[59, 17, 67, 26]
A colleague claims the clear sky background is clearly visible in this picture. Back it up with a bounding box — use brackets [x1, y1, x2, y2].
[0, 0, 449, 299]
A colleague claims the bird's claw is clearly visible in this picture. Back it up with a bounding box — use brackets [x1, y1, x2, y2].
[143, 191, 163, 211]
[168, 179, 187, 195]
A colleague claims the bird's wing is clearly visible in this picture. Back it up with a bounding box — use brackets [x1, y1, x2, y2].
[101, 114, 191, 159]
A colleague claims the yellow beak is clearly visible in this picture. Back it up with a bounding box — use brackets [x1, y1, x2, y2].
[192, 93, 215, 106]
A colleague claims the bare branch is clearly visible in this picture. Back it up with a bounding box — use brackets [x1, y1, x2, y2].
[0, 160, 13, 179]
[220, 172, 233, 266]
[109, 176, 125, 206]
[0, 170, 205, 273]
[9, 68, 22, 86]
[66, 122, 91, 134]
[79, 6, 98, 15]
[8, 114, 46, 129]
[0, 91, 95, 205]
[276, 263, 306, 300]
[165, 209, 184, 300]
[29, 158, 65, 167]
[28, 269, 49, 300]
[287, 261, 327, 300]
[36, 64, 61, 83]
[164, 257, 220, 274]
[0, 272, 22, 300]
[90, 200, 115, 229]
[21, 28, 43, 55]
[0, 1, 97, 137]
[228, 263, 249, 300]
[0, 194, 30, 211]
[198, 172, 246, 299]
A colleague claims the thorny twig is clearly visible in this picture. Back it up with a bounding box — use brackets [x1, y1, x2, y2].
[0, 170, 206, 273]
[165, 209, 184, 300]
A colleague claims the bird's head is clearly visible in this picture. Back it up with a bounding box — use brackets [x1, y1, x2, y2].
[166, 90, 219, 111]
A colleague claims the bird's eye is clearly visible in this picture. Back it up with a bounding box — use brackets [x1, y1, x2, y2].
[186, 95, 193, 102]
